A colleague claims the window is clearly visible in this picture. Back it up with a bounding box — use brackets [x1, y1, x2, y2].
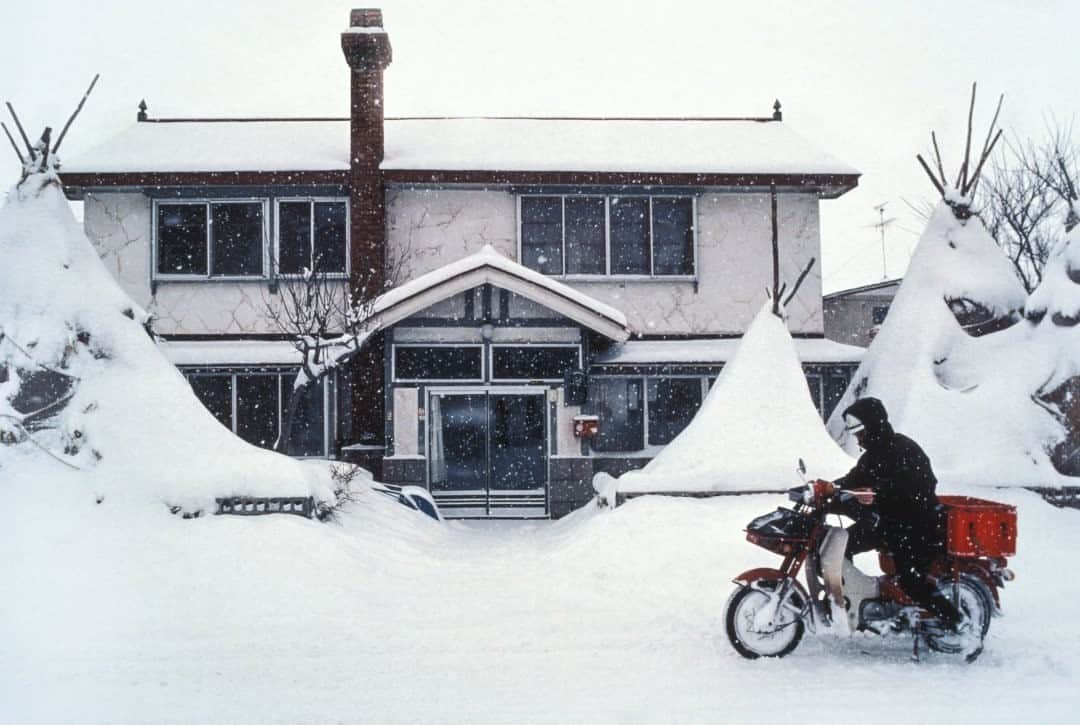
[393, 346, 484, 382]
[491, 345, 581, 381]
[588, 377, 645, 452]
[519, 194, 695, 277]
[588, 375, 707, 452]
[804, 366, 855, 421]
[184, 368, 336, 457]
[155, 201, 266, 278]
[646, 377, 704, 445]
[871, 305, 890, 325]
[277, 199, 349, 275]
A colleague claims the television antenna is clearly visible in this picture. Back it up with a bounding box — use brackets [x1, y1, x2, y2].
[868, 202, 898, 280]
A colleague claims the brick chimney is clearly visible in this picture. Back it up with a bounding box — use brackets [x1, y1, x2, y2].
[341, 8, 392, 297]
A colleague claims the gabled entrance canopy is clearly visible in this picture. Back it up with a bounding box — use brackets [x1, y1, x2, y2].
[369, 245, 633, 341]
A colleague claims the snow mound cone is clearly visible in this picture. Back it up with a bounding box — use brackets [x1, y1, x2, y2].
[0, 174, 334, 513]
[828, 201, 1068, 487]
[609, 302, 853, 497]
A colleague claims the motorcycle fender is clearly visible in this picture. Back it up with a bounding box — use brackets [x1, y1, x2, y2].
[733, 567, 789, 586]
[956, 564, 1004, 612]
[732, 569, 810, 602]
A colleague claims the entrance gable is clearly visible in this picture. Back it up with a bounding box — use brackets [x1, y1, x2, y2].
[371, 246, 632, 341]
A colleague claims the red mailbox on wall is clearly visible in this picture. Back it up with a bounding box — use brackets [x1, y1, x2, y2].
[573, 414, 600, 439]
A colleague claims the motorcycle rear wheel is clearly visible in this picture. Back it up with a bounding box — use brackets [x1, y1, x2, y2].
[925, 574, 993, 657]
[724, 580, 805, 659]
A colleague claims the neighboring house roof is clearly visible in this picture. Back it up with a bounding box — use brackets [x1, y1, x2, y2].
[60, 117, 858, 195]
[369, 245, 633, 341]
[823, 278, 902, 300]
[594, 337, 864, 365]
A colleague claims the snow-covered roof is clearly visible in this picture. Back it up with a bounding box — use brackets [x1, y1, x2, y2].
[823, 278, 903, 300]
[594, 337, 864, 365]
[370, 245, 632, 340]
[62, 117, 858, 179]
[160, 340, 301, 367]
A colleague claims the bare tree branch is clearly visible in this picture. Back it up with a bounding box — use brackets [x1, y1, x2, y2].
[783, 257, 816, 307]
[54, 74, 100, 154]
[1, 122, 26, 165]
[917, 154, 947, 197]
[5, 102, 33, 156]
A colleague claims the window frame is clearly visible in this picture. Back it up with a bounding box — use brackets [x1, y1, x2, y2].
[391, 344, 486, 384]
[516, 193, 697, 280]
[273, 197, 351, 279]
[587, 373, 709, 454]
[488, 343, 583, 383]
[152, 198, 270, 281]
[181, 366, 337, 458]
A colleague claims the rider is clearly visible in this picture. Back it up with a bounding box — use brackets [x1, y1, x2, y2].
[821, 397, 962, 630]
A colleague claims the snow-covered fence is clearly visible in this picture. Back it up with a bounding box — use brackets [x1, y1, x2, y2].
[216, 496, 315, 518]
[1028, 487, 1080, 510]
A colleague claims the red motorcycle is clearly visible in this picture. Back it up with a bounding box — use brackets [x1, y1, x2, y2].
[724, 479, 1016, 662]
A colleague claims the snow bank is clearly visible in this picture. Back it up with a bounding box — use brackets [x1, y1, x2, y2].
[828, 202, 1070, 488]
[0, 173, 335, 513]
[1026, 210, 1080, 389]
[3, 480, 1074, 722]
[607, 303, 853, 497]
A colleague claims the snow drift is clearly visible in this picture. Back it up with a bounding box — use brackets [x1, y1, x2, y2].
[827, 201, 1070, 488]
[0, 172, 335, 512]
[599, 302, 853, 500]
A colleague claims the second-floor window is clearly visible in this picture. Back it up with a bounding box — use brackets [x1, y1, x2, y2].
[156, 200, 266, 278]
[277, 199, 349, 275]
[519, 194, 695, 278]
[153, 196, 349, 280]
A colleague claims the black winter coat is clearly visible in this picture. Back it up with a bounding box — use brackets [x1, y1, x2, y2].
[835, 398, 941, 530]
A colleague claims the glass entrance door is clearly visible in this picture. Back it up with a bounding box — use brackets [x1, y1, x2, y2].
[429, 390, 548, 517]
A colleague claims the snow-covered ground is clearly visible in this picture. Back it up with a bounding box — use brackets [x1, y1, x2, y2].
[3, 478, 1077, 724]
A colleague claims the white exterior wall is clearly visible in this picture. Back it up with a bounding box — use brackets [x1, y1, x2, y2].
[83, 192, 344, 336]
[386, 187, 825, 336]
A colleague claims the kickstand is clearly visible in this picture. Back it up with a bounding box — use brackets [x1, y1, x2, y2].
[907, 611, 922, 662]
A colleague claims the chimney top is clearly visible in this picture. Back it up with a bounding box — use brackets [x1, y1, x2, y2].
[350, 9, 383, 28]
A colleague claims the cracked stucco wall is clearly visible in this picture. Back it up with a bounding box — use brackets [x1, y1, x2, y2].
[84, 192, 341, 336]
[386, 187, 825, 335]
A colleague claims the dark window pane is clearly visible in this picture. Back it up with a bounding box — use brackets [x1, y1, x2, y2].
[157, 204, 207, 275]
[188, 375, 232, 430]
[647, 378, 703, 445]
[804, 373, 823, 417]
[565, 197, 606, 274]
[652, 197, 694, 275]
[394, 347, 483, 380]
[278, 201, 311, 275]
[314, 202, 348, 274]
[521, 197, 563, 274]
[211, 202, 263, 276]
[823, 370, 850, 420]
[587, 378, 644, 452]
[872, 305, 890, 325]
[289, 378, 326, 456]
[236, 374, 280, 449]
[492, 346, 580, 380]
[610, 197, 650, 274]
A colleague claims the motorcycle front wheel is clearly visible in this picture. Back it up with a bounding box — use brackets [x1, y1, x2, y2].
[724, 580, 806, 659]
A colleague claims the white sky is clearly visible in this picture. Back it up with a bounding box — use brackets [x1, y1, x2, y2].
[1, 0, 1076, 292]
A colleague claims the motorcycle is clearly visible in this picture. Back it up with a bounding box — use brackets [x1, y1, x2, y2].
[723, 471, 1017, 663]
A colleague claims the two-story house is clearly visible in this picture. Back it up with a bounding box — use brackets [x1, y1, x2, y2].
[60, 8, 862, 518]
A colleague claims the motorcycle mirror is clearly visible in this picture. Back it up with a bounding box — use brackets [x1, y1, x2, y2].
[797, 458, 806, 475]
